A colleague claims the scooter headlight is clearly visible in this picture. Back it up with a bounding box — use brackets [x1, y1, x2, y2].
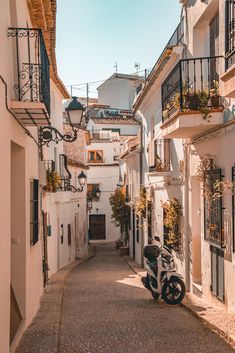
[162, 259, 175, 270]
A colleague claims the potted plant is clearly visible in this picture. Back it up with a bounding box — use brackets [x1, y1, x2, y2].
[185, 91, 200, 110]
[44, 170, 61, 192]
[210, 80, 220, 108]
[161, 198, 182, 252]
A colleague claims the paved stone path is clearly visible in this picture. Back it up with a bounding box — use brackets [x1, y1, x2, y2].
[16, 243, 235, 353]
[58, 243, 234, 353]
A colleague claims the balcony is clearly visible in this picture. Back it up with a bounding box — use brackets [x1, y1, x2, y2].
[148, 139, 172, 176]
[8, 28, 50, 126]
[120, 136, 140, 158]
[161, 56, 224, 139]
[90, 130, 120, 142]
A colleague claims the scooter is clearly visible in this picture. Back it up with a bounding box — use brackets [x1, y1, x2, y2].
[141, 236, 186, 305]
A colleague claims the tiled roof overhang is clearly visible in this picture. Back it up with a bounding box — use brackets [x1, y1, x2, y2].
[27, 0, 70, 99]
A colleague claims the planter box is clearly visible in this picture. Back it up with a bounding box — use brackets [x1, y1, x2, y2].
[119, 247, 129, 256]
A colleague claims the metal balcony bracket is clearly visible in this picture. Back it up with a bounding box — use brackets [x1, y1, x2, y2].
[39, 126, 78, 148]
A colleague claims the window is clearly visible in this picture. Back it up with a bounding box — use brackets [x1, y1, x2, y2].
[204, 169, 224, 247]
[68, 224, 72, 245]
[30, 179, 39, 245]
[149, 139, 171, 172]
[225, 0, 235, 69]
[88, 150, 103, 163]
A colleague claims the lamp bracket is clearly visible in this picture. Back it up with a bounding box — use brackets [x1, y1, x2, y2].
[39, 126, 78, 148]
[60, 178, 84, 193]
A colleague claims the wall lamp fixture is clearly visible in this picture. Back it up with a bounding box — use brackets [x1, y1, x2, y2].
[39, 97, 85, 148]
[61, 171, 87, 193]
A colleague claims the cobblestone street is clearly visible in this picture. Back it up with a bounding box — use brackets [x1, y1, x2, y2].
[16, 243, 235, 353]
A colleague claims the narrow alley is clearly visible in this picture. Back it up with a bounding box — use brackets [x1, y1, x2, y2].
[15, 244, 234, 353]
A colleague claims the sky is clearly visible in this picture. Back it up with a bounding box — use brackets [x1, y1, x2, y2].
[56, 0, 182, 97]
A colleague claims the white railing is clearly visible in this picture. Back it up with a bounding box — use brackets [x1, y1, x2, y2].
[91, 130, 120, 141]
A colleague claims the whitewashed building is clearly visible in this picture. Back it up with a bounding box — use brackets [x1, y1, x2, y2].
[86, 113, 140, 242]
[130, 0, 235, 312]
[0, 1, 90, 352]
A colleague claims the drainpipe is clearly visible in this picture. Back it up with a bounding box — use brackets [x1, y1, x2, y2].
[183, 139, 191, 291]
[140, 118, 144, 267]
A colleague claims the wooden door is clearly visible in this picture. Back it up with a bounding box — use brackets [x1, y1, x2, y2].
[89, 215, 106, 240]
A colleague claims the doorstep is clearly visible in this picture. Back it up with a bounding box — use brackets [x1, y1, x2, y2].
[122, 255, 235, 349]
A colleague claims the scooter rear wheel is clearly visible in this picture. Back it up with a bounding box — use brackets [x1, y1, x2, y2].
[162, 277, 186, 305]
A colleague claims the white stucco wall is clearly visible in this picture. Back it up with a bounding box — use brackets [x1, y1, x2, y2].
[98, 75, 142, 110]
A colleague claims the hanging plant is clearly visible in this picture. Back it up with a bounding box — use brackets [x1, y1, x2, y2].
[44, 170, 62, 192]
[196, 153, 218, 185]
[161, 198, 182, 251]
[135, 187, 147, 218]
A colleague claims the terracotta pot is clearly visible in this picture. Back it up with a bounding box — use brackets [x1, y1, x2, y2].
[186, 94, 200, 110]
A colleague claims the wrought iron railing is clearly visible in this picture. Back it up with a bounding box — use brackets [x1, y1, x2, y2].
[225, 0, 235, 70]
[161, 56, 223, 122]
[146, 17, 184, 82]
[8, 28, 50, 115]
[149, 139, 171, 172]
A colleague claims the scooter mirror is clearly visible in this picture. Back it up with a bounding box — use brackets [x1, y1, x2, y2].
[154, 236, 160, 242]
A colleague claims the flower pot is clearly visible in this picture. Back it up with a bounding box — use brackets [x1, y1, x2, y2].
[186, 94, 200, 110]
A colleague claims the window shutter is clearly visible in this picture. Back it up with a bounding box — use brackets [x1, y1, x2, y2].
[30, 179, 39, 246]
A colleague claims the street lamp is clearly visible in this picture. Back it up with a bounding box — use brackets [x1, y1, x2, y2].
[94, 186, 101, 199]
[64, 171, 87, 193]
[39, 96, 86, 148]
[65, 96, 85, 127]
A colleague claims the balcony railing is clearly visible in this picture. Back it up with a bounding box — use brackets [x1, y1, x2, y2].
[8, 28, 50, 116]
[148, 139, 171, 173]
[90, 130, 120, 141]
[145, 17, 184, 82]
[161, 56, 223, 122]
[225, 0, 235, 70]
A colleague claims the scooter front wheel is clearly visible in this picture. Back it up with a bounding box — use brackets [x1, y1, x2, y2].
[162, 277, 186, 305]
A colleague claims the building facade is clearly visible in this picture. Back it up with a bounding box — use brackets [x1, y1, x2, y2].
[129, 0, 235, 312]
[0, 1, 89, 352]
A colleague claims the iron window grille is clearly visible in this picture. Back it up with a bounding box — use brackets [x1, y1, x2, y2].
[149, 139, 171, 172]
[225, 0, 235, 70]
[8, 28, 50, 115]
[30, 179, 39, 246]
[204, 168, 224, 248]
[161, 56, 223, 122]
